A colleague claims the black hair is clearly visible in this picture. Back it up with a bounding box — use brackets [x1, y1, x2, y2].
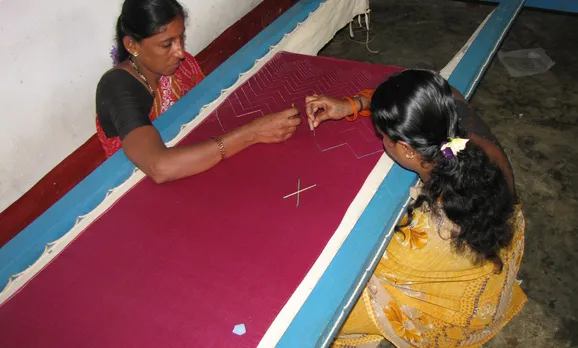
[371, 69, 515, 270]
[115, 0, 186, 63]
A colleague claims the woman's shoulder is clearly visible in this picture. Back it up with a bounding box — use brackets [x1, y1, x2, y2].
[97, 68, 138, 90]
[455, 100, 500, 143]
[468, 133, 507, 166]
[468, 132, 516, 194]
[96, 67, 152, 104]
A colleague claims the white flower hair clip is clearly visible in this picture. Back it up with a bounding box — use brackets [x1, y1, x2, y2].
[440, 137, 469, 159]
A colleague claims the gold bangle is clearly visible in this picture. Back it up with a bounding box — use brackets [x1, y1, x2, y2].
[212, 136, 226, 160]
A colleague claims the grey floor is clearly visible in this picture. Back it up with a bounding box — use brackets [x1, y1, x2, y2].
[319, 1, 578, 347]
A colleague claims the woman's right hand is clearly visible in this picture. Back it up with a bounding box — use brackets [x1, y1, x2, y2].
[248, 108, 302, 144]
[305, 94, 353, 130]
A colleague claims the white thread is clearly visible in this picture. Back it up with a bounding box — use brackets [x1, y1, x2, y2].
[283, 184, 317, 199]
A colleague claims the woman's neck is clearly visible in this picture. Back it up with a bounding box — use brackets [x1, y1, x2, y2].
[127, 58, 160, 92]
[140, 65, 161, 86]
[416, 166, 431, 183]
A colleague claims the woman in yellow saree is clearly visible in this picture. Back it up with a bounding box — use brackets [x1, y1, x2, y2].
[305, 70, 526, 348]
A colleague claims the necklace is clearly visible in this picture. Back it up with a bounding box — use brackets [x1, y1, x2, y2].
[130, 58, 154, 95]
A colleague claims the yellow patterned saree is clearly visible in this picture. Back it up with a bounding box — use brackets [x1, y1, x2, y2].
[333, 189, 526, 348]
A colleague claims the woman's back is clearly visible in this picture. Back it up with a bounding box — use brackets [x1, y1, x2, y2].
[381, 192, 525, 317]
[331, 70, 526, 347]
[333, 188, 526, 347]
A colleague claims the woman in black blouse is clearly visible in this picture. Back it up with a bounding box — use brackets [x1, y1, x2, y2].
[96, 0, 301, 183]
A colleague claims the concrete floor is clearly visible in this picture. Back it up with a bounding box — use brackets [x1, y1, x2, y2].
[319, 1, 578, 347]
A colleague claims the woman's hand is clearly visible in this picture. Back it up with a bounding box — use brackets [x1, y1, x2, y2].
[305, 94, 353, 130]
[248, 107, 301, 144]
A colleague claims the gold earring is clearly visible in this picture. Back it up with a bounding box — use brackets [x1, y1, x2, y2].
[133, 52, 139, 58]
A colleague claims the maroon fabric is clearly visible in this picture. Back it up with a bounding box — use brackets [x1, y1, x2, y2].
[0, 53, 402, 348]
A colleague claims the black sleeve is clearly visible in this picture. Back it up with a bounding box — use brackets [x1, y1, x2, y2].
[96, 70, 154, 140]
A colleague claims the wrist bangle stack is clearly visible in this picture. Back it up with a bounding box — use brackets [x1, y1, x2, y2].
[353, 95, 363, 111]
[344, 96, 359, 122]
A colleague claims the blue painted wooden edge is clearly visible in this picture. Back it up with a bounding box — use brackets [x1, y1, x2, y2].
[480, 0, 578, 13]
[448, 0, 525, 99]
[277, 164, 418, 348]
[278, 0, 524, 346]
[0, 0, 327, 289]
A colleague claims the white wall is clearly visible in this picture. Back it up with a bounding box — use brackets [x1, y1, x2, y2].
[0, 0, 263, 212]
